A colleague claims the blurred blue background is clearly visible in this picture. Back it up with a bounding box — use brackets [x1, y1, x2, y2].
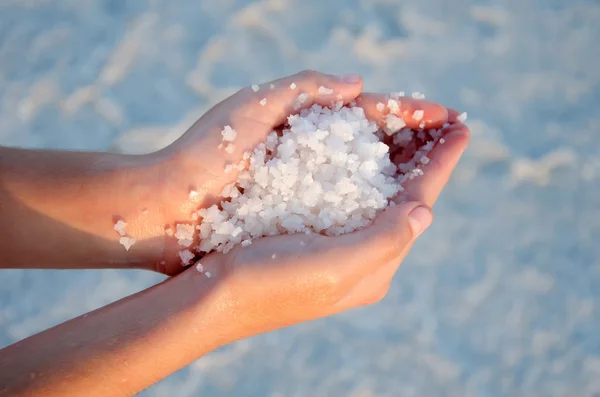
[1, 0, 599, 395]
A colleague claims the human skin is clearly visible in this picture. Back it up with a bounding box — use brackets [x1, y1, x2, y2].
[0, 71, 470, 396]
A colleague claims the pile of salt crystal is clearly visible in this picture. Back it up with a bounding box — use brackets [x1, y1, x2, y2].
[114, 220, 136, 251]
[189, 101, 446, 255]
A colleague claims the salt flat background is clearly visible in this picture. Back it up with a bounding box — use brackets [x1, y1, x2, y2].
[1, 0, 599, 395]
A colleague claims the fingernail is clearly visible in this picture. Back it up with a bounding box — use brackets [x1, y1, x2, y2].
[338, 74, 362, 84]
[408, 206, 433, 237]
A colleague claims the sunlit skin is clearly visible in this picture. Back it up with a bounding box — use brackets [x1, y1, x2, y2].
[0, 71, 470, 396]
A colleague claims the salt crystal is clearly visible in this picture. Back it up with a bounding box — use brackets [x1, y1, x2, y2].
[412, 92, 425, 100]
[241, 239, 252, 247]
[294, 93, 309, 110]
[384, 114, 407, 135]
[189, 190, 200, 201]
[387, 99, 400, 114]
[252, 84, 260, 92]
[272, 254, 277, 259]
[412, 110, 424, 121]
[419, 121, 426, 129]
[165, 227, 174, 237]
[224, 164, 234, 173]
[318, 86, 334, 95]
[376, 102, 385, 112]
[179, 249, 194, 265]
[225, 144, 235, 154]
[290, 82, 297, 89]
[221, 126, 237, 142]
[270, 84, 275, 89]
[440, 138, 446, 144]
[114, 220, 128, 236]
[420, 156, 431, 165]
[195, 262, 204, 273]
[205, 272, 212, 278]
[457, 112, 468, 123]
[119, 236, 136, 251]
[260, 98, 267, 106]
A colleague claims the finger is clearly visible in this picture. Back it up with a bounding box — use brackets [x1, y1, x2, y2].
[355, 93, 449, 130]
[326, 201, 433, 276]
[229, 70, 364, 128]
[447, 108, 462, 124]
[401, 123, 471, 207]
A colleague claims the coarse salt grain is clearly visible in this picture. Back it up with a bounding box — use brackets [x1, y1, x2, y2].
[387, 99, 400, 114]
[294, 93, 309, 110]
[225, 144, 235, 154]
[205, 272, 211, 278]
[260, 98, 267, 106]
[412, 92, 425, 100]
[114, 220, 128, 236]
[179, 249, 194, 265]
[272, 254, 277, 259]
[318, 86, 334, 95]
[195, 262, 204, 273]
[270, 84, 275, 89]
[376, 102, 385, 112]
[189, 190, 200, 201]
[252, 84, 260, 92]
[457, 112, 468, 123]
[241, 239, 252, 247]
[290, 82, 297, 89]
[224, 164, 234, 173]
[221, 126, 237, 142]
[412, 110, 424, 121]
[119, 236, 136, 251]
[165, 226, 174, 237]
[440, 138, 446, 144]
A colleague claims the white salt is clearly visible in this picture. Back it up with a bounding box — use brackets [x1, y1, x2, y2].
[175, 224, 195, 247]
[420, 156, 431, 165]
[189, 190, 200, 201]
[119, 236, 136, 251]
[294, 93, 309, 110]
[165, 226, 174, 237]
[270, 84, 275, 89]
[195, 262, 204, 273]
[272, 254, 277, 259]
[260, 98, 267, 106]
[252, 84, 260, 92]
[224, 164, 235, 173]
[318, 86, 334, 95]
[387, 99, 400, 114]
[384, 114, 407, 135]
[440, 138, 446, 144]
[114, 220, 128, 236]
[457, 112, 468, 123]
[193, 103, 446, 254]
[205, 272, 212, 278]
[290, 82, 297, 89]
[376, 102, 385, 112]
[412, 110, 424, 121]
[179, 249, 194, 265]
[221, 126, 237, 142]
[419, 121, 426, 129]
[412, 92, 425, 100]
[225, 144, 235, 154]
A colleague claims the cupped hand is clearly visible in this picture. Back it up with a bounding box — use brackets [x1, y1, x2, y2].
[170, 71, 470, 340]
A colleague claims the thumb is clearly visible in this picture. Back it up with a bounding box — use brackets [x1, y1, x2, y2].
[336, 201, 434, 264]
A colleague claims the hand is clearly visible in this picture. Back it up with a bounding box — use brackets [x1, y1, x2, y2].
[171, 74, 470, 341]
[135, 70, 462, 276]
